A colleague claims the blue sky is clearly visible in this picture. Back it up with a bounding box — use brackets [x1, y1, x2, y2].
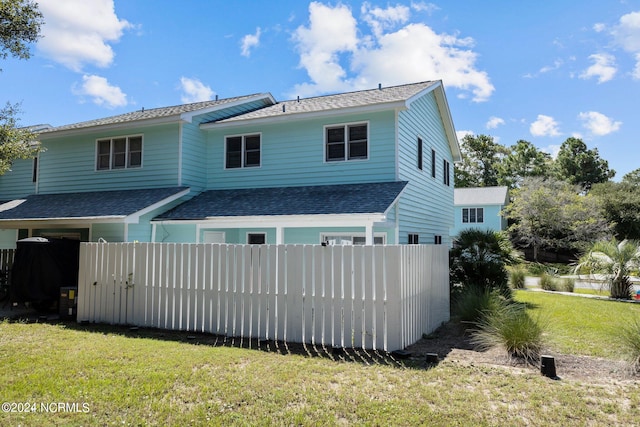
[2, 0, 639, 179]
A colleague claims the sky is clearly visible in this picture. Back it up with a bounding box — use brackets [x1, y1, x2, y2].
[2, 0, 639, 179]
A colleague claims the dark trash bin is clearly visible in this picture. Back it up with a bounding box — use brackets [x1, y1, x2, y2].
[10, 237, 81, 312]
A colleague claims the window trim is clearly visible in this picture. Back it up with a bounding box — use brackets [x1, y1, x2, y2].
[320, 232, 385, 245]
[408, 233, 419, 244]
[462, 207, 484, 224]
[95, 134, 143, 171]
[324, 121, 369, 162]
[247, 232, 267, 244]
[443, 159, 450, 186]
[224, 133, 262, 169]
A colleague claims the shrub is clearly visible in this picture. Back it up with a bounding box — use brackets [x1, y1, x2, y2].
[621, 317, 640, 374]
[509, 267, 526, 289]
[453, 288, 504, 322]
[561, 278, 575, 293]
[471, 301, 545, 363]
[539, 273, 558, 291]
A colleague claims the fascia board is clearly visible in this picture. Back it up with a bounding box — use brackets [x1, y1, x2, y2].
[38, 116, 181, 139]
[125, 188, 191, 224]
[153, 213, 387, 227]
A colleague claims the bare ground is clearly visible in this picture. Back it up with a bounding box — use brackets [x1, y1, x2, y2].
[404, 320, 637, 384]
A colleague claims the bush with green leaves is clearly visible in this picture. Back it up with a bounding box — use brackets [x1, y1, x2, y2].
[450, 229, 520, 301]
[471, 298, 545, 363]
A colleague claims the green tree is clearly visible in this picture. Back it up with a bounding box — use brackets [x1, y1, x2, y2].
[454, 134, 509, 188]
[498, 139, 551, 188]
[591, 180, 640, 240]
[553, 137, 615, 191]
[575, 239, 640, 299]
[0, 0, 43, 64]
[504, 177, 611, 261]
[622, 168, 640, 186]
[1, 0, 44, 173]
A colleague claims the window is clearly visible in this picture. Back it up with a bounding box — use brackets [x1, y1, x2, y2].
[322, 233, 385, 245]
[32, 157, 38, 183]
[434, 235, 442, 245]
[226, 134, 261, 168]
[462, 208, 484, 223]
[408, 233, 419, 244]
[431, 149, 436, 178]
[443, 159, 450, 186]
[417, 138, 423, 170]
[96, 135, 143, 170]
[247, 233, 266, 244]
[325, 123, 368, 162]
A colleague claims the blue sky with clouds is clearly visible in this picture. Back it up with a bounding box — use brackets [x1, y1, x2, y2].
[2, 0, 639, 179]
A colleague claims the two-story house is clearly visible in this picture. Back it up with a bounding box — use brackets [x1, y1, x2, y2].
[0, 81, 461, 248]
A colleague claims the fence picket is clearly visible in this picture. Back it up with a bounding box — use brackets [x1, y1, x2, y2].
[76, 243, 448, 352]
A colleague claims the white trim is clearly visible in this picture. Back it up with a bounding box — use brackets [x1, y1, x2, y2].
[124, 222, 129, 241]
[201, 101, 408, 131]
[95, 134, 144, 171]
[323, 121, 369, 163]
[246, 231, 266, 244]
[223, 132, 262, 169]
[203, 230, 226, 243]
[153, 213, 387, 228]
[125, 188, 190, 223]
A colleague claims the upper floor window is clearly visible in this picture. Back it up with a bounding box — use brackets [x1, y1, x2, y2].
[431, 149, 436, 178]
[96, 135, 142, 170]
[443, 159, 450, 186]
[226, 134, 261, 168]
[325, 123, 368, 162]
[462, 207, 484, 223]
[417, 138, 423, 170]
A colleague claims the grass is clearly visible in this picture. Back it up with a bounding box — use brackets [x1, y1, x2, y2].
[515, 290, 640, 358]
[2, 293, 640, 425]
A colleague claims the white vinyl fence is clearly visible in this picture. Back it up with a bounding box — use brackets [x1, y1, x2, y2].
[77, 243, 449, 351]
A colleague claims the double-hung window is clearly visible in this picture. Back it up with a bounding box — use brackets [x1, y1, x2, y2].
[443, 159, 450, 186]
[462, 207, 484, 223]
[226, 134, 261, 168]
[96, 135, 142, 170]
[325, 123, 368, 162]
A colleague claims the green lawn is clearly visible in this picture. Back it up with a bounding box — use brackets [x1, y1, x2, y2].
[515, 290, 640, 358]
[1, 293, 639, 426]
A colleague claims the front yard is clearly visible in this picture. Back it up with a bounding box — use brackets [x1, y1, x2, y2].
[1, 290, 639, 426]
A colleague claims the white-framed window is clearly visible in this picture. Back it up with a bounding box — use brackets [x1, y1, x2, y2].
[321, 233, 385, 245]
[225, 133, 261, 169]
[96, 135, 143, 170]
[443, 159, 450, 186]
[325, 122, 368, 162]
[247, 232, 266, 244]
[408, 233, 419, 244]
[203, 231, 226, 243]
[462, 207, 484, 223]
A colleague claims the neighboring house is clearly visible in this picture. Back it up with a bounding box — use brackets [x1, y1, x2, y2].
[0, 81, 461, 248]
[451, 186, 509, 237]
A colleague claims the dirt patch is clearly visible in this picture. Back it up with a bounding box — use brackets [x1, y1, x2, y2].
[404, 321, 636, 384]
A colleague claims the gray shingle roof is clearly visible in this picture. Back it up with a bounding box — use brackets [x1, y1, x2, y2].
[454, 186, 509, 206]
[156, 181, 408, 220]
[38, 94, 271, 134]
[210, 81, 438, 124]
[0, 187, 188, 220]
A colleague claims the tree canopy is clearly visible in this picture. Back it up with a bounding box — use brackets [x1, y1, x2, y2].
[454, 134, 509, 188]
[0, 0, 43, 64]
[552, 137, 615, 191]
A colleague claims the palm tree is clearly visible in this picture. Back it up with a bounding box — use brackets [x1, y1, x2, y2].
[575, 239, 640, 299]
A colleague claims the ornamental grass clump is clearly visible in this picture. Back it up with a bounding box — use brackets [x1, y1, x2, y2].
[539, 272, 557, 291]
[471, 298, 545, 363]
[509, 267, 526, 289]
[454, 288, 505, 322]
[621, 317, 640, 374]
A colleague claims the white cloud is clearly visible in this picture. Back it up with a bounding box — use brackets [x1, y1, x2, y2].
[610, 11, 640, 79]
[37, 0, 132, 71]
[578, 111, 622, 136]
[241, 27, 262, 57]
[456, 130, 474, 142]
[539, 59, 563, 74]
[580, 53, 617, 83]
[593, 23, 606, 33]
[72, 75, 127, 108]
[486, 116, 505, 129]
[541, 144, 561, 159]
[530, 115, 561, 137]
[411, 2, 439, 14]
[179, 77, 215, 103]
[291, 2, 494, 102]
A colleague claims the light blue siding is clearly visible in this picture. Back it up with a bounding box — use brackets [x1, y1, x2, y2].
[0, 229, 18, 249]
[397, 92, 455, 245]
[0, 158, 36, 199]
[206, 111, 397, 189]
[451, 204, 505, 237]
[37, 124, 181, 194]
[92, 223, 125, 242]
